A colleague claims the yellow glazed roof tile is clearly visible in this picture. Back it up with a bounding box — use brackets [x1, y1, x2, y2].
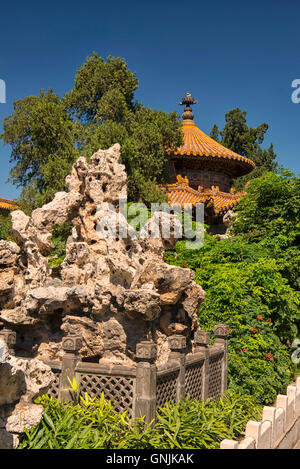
[174, 119, 255, 172]
[172, 93, 255, 174]
[0, 198, 19, 210]
[166, 176, 244, 216]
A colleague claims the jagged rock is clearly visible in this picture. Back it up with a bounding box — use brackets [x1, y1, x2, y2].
[223, 209, 237, 229]
[24, 241, 52, 285]
[182, 283, 206, 319]
[123, 289, 161, 321]
[10, 210, 30, 243]
[0, 344, 54, 449]
[7, 355, 54, 402]
[0, 363, 26, 406]
[0, 144, 206, 364]
[0, 241, 20, 265]
[215, 209, 237, 240]
[140, 263, 194, 305]
[0, 270, 15, 294]
[140, 211, 182, 256]
[6, 403, 44, 434]
[159, 312, 189, 336]
[0, 308, 39, 326]
[0, 242, 21, 303]
[24, 285, 88, 316]
[11, 210, 52, 252]
[31, 191, 83, 231]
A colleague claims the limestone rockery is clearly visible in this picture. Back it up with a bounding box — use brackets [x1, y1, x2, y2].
[0, 144, 205, 365]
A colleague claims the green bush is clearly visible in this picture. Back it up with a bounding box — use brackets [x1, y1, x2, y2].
[166, 239, 297, 404]
[0, 214, 13, 241]
[165, 172, 300, 404]
[17, 391, 261, 450]
[47, 223, 72, 269]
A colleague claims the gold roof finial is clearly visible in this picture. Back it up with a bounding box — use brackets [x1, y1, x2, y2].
[179, 92, 198, 120]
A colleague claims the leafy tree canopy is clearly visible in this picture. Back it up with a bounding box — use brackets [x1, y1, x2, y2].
[210, 108, 278, 189]
[2, 90, 79, 206]
[1, 53, 182, 209]
[233, 171, 299, 244]
[233, 170, 300, 291]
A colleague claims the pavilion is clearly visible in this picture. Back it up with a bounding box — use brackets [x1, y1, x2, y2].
[0, 198, 19, 215]
[166, 93, 255, 232]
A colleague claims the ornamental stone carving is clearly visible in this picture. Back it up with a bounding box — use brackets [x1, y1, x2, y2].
[62, 335, 82, 353]
[168, 335, 186, 351]
[214, 324, 229, 339]
[136, 341, 157, 362]
[194, 330, 210, 346]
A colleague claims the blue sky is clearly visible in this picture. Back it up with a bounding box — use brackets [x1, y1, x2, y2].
[0, 0, 299, 200]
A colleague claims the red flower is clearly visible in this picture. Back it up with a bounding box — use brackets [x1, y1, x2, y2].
[243, 348, 247, 352]
[265, 352, 274, 360]
[183, 262, 189, 267]
[252, 328, 258, 333]
[228, 329, 232, 333]
[256, 315, 262, 320]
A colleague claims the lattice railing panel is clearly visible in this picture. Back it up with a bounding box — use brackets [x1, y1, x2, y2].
[79, 373, 134, 416]
[185, 362, 203, 400]
[208, 353, 223, 399]
[47, 370, 61, 399]
[156, 370, 179, 408]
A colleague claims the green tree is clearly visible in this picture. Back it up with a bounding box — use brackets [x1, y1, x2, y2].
[64, 54, 138, 123]
[64, 53, 182, 204]
[210, 108, 278, 189]
[209, 124, 220, 143]
[233, 171, 299, 244]
[1, 53, 182, 211]
[1, 90, 79, 207]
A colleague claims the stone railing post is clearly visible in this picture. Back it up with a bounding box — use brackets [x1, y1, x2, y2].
[134, 341, 157, 423]
[59, 334, 82, 403]
[0, 327, 16, 356]
[194, 330, 210, 400]
[168, 335, 186, 401]
[214, 324, 229, 394]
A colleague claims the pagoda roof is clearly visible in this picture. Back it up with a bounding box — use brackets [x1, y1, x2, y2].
[0, 198, 19, 211]
[167, 175, 245, 216]
[171, 92, 255, 177]
[173, 119, 255, 174]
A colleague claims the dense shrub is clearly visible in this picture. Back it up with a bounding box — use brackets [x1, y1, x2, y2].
[166, 239, 297, 403]
[165, 172, 300, 404]
[18, 391, 261, 450]
[0, 214, 13, 241]
[47, 223, 73, 269]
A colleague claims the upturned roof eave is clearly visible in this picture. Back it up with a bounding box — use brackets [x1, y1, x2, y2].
[167, 118, 256, 176]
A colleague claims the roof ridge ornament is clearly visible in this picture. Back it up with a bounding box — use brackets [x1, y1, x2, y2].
[176, 174, 189, 185]
[179, 92, 198, 120]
